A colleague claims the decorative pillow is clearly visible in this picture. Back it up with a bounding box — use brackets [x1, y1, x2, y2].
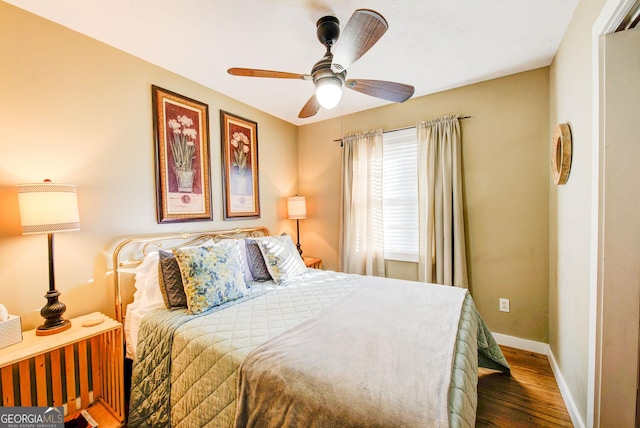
[215, 239, 251, 283]
[173, 244, 248, 314]
[158, 250, 188, 310]
[154, 239, 216, 310]
[255, 234, 307, 285]
[245, 239, 272, 281]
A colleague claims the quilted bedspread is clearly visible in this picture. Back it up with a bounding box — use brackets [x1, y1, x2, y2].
[128, 270, 509, 428]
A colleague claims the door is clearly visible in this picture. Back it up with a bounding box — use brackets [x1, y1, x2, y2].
[599, 26, 640, 426]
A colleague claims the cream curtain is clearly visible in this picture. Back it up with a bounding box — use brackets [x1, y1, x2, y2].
[339, 129, 385, 276]
[417, 116, 468, 288]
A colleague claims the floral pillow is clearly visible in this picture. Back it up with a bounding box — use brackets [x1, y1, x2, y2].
[156, 239, 217, 310]
[255, 234, 307, 285]
[173, 244, 248, 314]
[215, 239, 250, 283]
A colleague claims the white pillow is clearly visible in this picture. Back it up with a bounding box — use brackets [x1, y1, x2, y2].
[132, 251, 165, 309]
[238, 239, 254, 282]
[125, 251, 164, 359]
[124, 238, 215, 358]
[255, 234, 307, 285]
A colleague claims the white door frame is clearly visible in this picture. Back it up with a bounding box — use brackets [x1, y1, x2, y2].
[589, 0, 639, 425]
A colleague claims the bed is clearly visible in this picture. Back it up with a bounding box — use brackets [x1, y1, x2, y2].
[112, 227, 509, 428]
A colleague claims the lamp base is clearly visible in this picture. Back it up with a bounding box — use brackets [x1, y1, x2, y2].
[36, 320, 71, 336]
[295, 218, 303, 256]
[36, 289, 71, 336]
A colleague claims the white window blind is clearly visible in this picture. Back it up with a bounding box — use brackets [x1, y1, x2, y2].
[382, 127, 419, 262]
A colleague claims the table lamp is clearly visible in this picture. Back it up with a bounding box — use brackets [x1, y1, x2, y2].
[287, 195, 306, 256]
[18, 180, 80, 336]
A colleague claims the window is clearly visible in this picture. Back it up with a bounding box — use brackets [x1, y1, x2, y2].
[382, 127, 418, 262]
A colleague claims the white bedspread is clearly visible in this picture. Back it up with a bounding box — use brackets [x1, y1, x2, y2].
[235, 276, 467, 427]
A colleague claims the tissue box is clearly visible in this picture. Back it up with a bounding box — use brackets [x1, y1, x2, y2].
[0, 315, 23, 349]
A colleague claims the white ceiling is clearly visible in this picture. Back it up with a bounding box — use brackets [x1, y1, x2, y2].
[5, 0, 578, 126]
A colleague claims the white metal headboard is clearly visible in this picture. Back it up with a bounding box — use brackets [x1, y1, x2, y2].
[111, 226, 271, 323]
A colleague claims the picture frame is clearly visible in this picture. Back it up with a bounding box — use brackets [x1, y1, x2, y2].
[220, 110, 260, 219]
[152, 85, 212, 223]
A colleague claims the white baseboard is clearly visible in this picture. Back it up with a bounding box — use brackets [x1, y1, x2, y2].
[491, 333, 584, 428]
[547, 348, 585, 428]
[492, 332, 550, 354]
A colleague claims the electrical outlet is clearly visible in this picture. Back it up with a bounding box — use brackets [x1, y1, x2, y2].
[499, 298, 510, 313]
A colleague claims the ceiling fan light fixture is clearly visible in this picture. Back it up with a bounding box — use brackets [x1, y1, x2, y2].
[315, 77, 343, 110]
[228, 9, 413, 118]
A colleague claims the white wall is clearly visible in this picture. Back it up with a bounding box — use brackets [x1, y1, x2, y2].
[548, 0, 608, 423]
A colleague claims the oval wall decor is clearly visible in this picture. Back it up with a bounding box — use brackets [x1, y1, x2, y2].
[551, 123, 572, 185]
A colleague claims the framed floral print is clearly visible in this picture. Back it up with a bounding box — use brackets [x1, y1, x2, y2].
[152, 85, 212, 223]
[220, 110, 260, 219]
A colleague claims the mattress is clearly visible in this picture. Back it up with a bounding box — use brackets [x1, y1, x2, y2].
[128, 269, 508, 427]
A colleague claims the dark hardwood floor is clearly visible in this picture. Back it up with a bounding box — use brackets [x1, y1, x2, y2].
[476, 346, 573, 427]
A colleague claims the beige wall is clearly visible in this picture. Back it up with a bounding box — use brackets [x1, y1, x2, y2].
[298, 68, 550, 342]
[549, 0, 608, 423]
[0, 2, 299, 330]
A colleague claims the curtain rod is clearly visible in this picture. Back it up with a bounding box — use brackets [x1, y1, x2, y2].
[333, 115, 472, 144]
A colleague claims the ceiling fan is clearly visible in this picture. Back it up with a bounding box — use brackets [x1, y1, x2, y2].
[228, 9, 415, 119]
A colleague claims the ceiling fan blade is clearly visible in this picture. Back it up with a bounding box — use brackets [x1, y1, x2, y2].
[228, 68, 311, 80]
[298, 94, 321, 118]
[345, 79, 415, 103]
[331, 9, 388, 73]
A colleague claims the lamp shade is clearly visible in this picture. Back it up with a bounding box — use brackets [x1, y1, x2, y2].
[287, 196, 307, 220]
[18, 182, 80, 235]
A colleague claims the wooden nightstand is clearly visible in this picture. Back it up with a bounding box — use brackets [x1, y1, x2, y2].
[303, 257, 322, 269]
[0, 312, 124, 427]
